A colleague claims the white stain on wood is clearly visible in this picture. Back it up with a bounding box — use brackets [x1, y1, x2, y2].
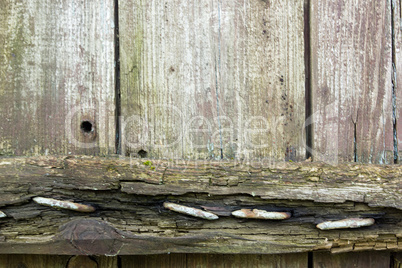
[163, 202, 219, 220]
[33, 197, 95, 213]
[316, 218, 375, 230]
[232, 209, 291, 220]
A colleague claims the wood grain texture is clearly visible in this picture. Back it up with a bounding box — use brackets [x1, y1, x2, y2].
[313, 251, 390, 268]
[0, 0, 115, 156]
[121, 254, 186, 268]
[186, 254, 307, 268]
[122, 254, 307, 268]
[0, 255, 118, 268]
[0, 156, 400, 255]
[394, 0, 402, 162]
[393, 253, 402, 268]
[311, 0, 393, 164]
[68, 256, 118, 268]
[0, 255, 70, 268]
[119, 0, 305, 161]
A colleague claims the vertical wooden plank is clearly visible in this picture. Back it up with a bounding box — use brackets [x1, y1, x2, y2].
[394, 0, 402, 161]
[0, 0, 115, 156]
[392, 253, 402, 268]
[119, 0, 305, 161]
[67, 256, 98, 268]
[186, 254, 225, 268]
[121, 254, 186, 268]
[67, 256, 118, 268]
[311, 0, 393, 164]
[0, 255, 70, 268]
[186, 253, 308, 268]
[313, 251, 390, 268]
[96, 256, 119, 268]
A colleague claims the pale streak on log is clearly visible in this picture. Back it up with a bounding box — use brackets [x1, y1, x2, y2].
[316, 218, 375, 230]
[33, 197, 95, 213]
[232, 209, 291, 220]
[0, 211, 6, 218]
[163, 202, 219, 220]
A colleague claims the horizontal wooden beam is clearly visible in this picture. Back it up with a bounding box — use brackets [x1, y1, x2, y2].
[0, 156, 400, 255]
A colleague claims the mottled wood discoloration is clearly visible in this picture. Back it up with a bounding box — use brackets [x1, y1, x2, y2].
[311, 0, 393, 164]
[0, 255, 118, 268]
[0, 0, 115, 156]
[119, 0, 305, 161]
[313, 251, 390, 268]
[0, 156, 400, 255]
[394, 0, 402, 162]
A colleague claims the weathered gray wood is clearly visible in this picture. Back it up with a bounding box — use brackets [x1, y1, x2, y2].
[313, 251, 390, 268]
[186, 254, 307, 268]
[0, 255, 118, 268]
[0, 0, 116, 156]
[67, 256, 118, 268]
[119, 0, 305, 161]
[310, 0, 393, 164]
[0, 156, 400, 255]
[393, 253, 402, 268]
[0, 255, 71, 268]
[394, 0, 402, 162]
[121, 254, 186, 268]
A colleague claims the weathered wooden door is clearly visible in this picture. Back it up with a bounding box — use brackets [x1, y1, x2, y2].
[0, 0, 401, 267]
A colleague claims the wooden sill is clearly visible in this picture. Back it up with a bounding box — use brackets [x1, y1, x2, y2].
[0, 156, 400, 255]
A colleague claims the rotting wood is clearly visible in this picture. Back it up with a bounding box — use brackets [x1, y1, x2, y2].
[0, 155, 400, 255]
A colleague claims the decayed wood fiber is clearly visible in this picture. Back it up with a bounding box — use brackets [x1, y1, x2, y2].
[0, 156, 400, 255]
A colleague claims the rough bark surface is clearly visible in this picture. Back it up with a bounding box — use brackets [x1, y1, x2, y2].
[0, 156, 400, 255]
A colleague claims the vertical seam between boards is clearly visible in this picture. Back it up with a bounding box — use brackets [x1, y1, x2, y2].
[304, 0, 313, 160]
[114, 0, 121, 155]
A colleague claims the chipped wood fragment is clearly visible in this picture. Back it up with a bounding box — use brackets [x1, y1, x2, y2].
[316, 218, 375, 230]
[0, 211, 6, 218]
[33, 197, 95, 213]
[231, 209, 291, 220]
[163, 202, 219, 220]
